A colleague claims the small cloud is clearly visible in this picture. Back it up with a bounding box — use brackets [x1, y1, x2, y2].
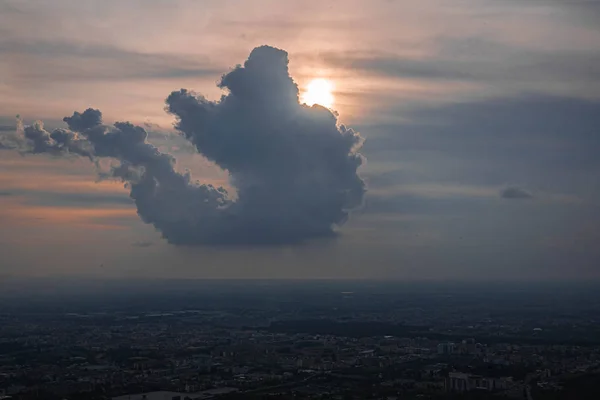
[132, 241, 154, 248]
[0, 191, 12, 196]
[500, 186, 533, 200]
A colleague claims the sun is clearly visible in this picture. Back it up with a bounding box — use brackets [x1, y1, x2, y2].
[301, 78, 334, 108]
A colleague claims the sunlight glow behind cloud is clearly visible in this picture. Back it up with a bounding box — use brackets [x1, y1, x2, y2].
[301, 78, 334, 108]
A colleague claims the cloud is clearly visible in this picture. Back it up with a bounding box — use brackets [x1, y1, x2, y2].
[355, 94, 598, 223]
[501, 0, 600, 29]
[500, 186, 533, 199]
[21, 192, 133, 208]
[321, 51, 476, 82]
[22, 121, 94, 158]
[0, 119, 19, 150]
[363, 95, 600, 184]
[0, 40, 222, 82]
[4, 45, 366, 246]
[319, 38, 600, 94]
[165, 46, 365, 244]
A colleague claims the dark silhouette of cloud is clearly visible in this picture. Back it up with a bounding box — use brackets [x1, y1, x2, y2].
[2, 45, 366, 246]
[500, 186, 533, 199]
[165, 46, 365, 244]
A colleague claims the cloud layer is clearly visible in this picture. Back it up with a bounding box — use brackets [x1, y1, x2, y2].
[500, 186, 533, 200]
[2, 46, 366, 245]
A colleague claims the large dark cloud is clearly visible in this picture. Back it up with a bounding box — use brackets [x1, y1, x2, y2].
[165, 46, 365, 244]
[2, 45, 366, 245]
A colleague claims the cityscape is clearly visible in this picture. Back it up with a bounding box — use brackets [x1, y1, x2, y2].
[1, 280, 598, 399]
[1, 1, 599, 399]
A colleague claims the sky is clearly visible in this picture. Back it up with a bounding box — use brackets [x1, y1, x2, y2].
[1, 0, 599, 280]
